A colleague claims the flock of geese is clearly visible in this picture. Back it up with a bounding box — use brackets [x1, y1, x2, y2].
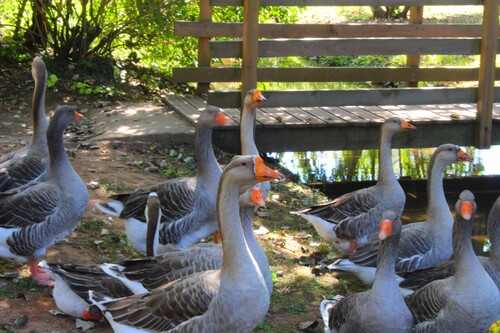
[0, 57, 499, 332]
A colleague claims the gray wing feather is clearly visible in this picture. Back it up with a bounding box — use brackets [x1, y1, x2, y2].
[0, 146, 48, 192]
[405, 279, 450, 324]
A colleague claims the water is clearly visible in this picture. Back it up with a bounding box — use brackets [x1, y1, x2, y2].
[270, 145, 500, 256]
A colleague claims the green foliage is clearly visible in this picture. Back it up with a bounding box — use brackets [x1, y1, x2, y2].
[0, 277, 44, 299]
[46, 73, 58, 88]
[70, 81, 116, 96]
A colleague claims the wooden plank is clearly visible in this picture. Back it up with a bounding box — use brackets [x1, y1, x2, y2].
[279, 107, 327, 126]
[259, 107, 305, 126]
[175, 22, 491, 38]
[406, 6, 424, 87]
[396, 104, 450, 121]
[300, 106, 348, 125]
[164, 95, 201, 125]
[210, 38, 488, 58]
[320, 106, 367, 124]
[173, 67, 487, 83]
[207, 88, 479, 108]
[218, 107, 242, 125]
[476, 0, 499, 148]
[212, 0, 483, 6]
[338, 106, 386, 123]
[254, 107, 285, 127]
[241, 0, 259, 103]
[359, 105, 399, 119]
[197, 0, 212, 95]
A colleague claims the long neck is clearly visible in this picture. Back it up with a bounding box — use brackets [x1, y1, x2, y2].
[240, 205, 273, 294]
[47, 119, 71, 180]
[195, 126, 221, 188]
[426, 155, 452, 226]
[31, 70, 48, 145]
[372, 233, 400, 292]
[377, 128, 396, 184]
[240, 106, 258, 155]
[453, 217, 480, 277]
[218, 176, 255, 278]
[488, 203, 500, 261]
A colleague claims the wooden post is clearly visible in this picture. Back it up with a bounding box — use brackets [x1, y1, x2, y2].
[197, 0, 212, 97]
[476, 0, 499, 148]
[241, 0, 259, 108]
[406, 6, 423, 87]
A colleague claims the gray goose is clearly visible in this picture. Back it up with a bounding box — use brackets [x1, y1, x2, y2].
[321, 210, 413, 333]
[329, 144, 473, 285]
[89, 155, 282, 332]
[293, 117, 416, 254]
[44, 184, 271, 320]
[400, 194, 500, 291]
[405, 190, 500, 332]
[0, 106, 88, 286]
[0, 57, 49, 191]
[95, 106, 232, 252]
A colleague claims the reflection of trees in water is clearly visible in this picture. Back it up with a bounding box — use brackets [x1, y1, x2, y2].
[285, 147, 485, 183]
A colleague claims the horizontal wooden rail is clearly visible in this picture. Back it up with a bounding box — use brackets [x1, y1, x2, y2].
[211, 0, 483, 6]
[174, 67, 499, 83]
[206, 87, 500, 108]
[175, 22, 492, 39]
[210, 38, 493, 58]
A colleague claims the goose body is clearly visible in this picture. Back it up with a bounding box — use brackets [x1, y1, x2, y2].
[400, 194, 500, 291]
[44, 187, 271, 319]
[293, 117, 416, 254]
[90, 155, 282, 332]
[321, 211, 413, 333]
[405, 190, 500, 332]
[95, 106, 232, 252]
[0, 57, 49, 191]
[331, 144, 473, 284]
[0, 106, 88, 285]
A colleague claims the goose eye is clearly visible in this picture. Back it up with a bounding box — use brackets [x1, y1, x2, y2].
[241, 162, 247, 166]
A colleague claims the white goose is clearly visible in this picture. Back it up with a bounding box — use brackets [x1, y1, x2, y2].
[95, 106, 232, 251]
[89, 155, 282, 332]
[405, 190, 500, 332]
[293, 117, 416, 254]
[0, 57, 49, 191]
[0, 106, 88, 286]
[400, 194, 500, 291]
[329, 144, 473, 285]
[320, 210, 413, 333]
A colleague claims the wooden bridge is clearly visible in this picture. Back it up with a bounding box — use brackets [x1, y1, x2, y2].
[170, 0, 500, 152]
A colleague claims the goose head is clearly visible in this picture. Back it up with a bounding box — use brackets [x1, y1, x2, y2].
[239, 187, 266, 208]
[382, 117, 416, 134]
[50, 105, 84, 128]
[378, 210, 402, 241]
[433, 144, 473, 165]
[455, 190, 476, 221]
[244, 89, 267, 111]
[223, 155, 283, 188]
[32, 57, 47, 82]
[198, 105, 232, 128]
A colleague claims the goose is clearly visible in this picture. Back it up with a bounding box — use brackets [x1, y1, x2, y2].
[95, 106, 232, 252]
[400, 194, 500, 291]
[293, 117, 416, 254]
[320, 210, 413, 333]
[405, 190, 500, 332]
[240, 89, 270, 199]
[0, 57, 49, 191]
[89, 155, 282, 332]
[43, 187, 271, 320]
[329, 144, 473, 285]
[0, 105, 88, 286]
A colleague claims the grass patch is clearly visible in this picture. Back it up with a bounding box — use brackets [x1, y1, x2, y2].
[0, 277, 44, 300]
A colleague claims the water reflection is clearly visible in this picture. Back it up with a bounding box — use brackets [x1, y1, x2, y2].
[270, 146, 500, 256]
[270, 145, 499, 184]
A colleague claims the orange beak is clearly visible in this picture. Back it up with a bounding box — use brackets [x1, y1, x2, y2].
[254, 156, 283, 182]
[401, 118, 416, 130]
[457, 148, 473, 162]
[215, 111, 232, 126]
[460, 201, 473, 220]
[74, 111, 84, 120]
[253, 89, 267, 104]
[251, 188, 266, 207]
[379, 219, 393, 240]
